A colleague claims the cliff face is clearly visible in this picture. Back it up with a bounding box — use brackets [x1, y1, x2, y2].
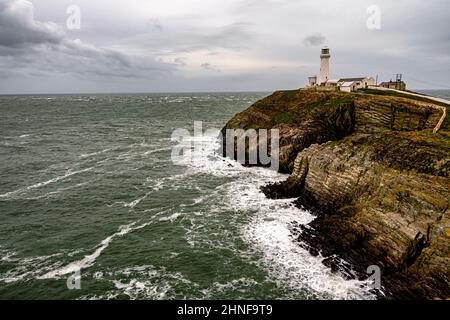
[222, 89, 450, 299]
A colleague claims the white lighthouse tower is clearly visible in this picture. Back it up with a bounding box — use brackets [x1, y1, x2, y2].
[319, 47, 330, 84]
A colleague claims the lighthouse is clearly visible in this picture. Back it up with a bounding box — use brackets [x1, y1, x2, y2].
[319, 47, 330, 84]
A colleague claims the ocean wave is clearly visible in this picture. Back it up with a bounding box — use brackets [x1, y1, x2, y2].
[79, 148, 112, 159]
[158, 212, 184, 223]
[200, 277, 260, 299]
[0, 168, 94, 199]
[0, 252, 65, 284]
[0, 246, 18, 263]
[179, 132, 375, 299]
[241, 200, 374, 299]
[23, 180, 96, 200]
[122, 192, 152, 209]
[143, 147, 171, 156]
[174, 133, 281, 179]
[39, 221, 152, 279]
[79, 264, 195, 300]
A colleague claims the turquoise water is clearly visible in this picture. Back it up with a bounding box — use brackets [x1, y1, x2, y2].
[7, 91, 445, 299]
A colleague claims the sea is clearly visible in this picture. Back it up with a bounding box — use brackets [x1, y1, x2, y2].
[0, 90, 447, 299]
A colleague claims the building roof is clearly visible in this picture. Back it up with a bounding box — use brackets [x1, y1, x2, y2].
[340, 81, 356, 87]
[338, 77, 366, 82]
[380, 81, 405, 85]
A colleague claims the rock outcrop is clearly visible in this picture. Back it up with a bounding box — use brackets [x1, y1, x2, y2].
[222, 88, 450, 299]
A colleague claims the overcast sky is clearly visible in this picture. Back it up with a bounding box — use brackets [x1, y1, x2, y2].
[0, 0, 449, 93]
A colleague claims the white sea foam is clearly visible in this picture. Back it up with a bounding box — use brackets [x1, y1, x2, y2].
[175, 133, 281, 179]
[144, 172, 192, 193]
[0, 167, 93, 199]
[79, 148, 112, 159]
[159, 212, 184, 222]
[143, 147, 171, 156]
[39, 221, 152, 279]
[23, 180, 95, 200]
[181, 133, 375, 300]
[0, 247, 17, 262]
[112, 278, 171, 300]
[123, 193, 151, 209]
[80, 264, 194, 300]
[200, 277, 259, 299]
[113, 265, 194, 299]
[0, 252, 65, 284]
[241, 199, 373, 299]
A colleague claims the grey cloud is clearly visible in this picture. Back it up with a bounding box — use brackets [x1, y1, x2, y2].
[232, 0, 289, 13]
[55, 40, 172, 79]
[1, 0, 449, 93]
[303, 33, 326, 46]
[204, 22, 253, 49]
[0, 0, 174, 79]
[123, 21, 255, 55]
[147, 18, 163, 31]
[0, 0, 63, 48]
[200, 63, 220, 72]
[174, 57, 186, 66]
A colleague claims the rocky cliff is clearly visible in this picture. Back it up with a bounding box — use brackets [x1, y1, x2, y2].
[222, 88, 450, 299]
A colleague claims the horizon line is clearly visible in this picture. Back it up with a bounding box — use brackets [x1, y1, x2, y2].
[0, 88, 447, 96]
[0, 89, 273, 96]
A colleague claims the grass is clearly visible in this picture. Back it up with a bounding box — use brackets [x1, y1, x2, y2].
[273, 112, 297, 124]
[279, 89, 301, 101]
[398, 129, 450, 149]
[270, 92, 356, 131]
[327, 96, 354, 107]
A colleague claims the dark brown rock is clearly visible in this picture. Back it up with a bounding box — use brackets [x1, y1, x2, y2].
[222, 88, 450, 299]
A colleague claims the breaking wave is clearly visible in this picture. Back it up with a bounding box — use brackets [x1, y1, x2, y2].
[181, 133, 375, 299]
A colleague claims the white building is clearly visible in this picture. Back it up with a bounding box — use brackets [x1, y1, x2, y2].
[337, 77, 375, 92]
[308, 75, 317, 87]
[319, 47, 330, 84]
[339, 81, 357, 92]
